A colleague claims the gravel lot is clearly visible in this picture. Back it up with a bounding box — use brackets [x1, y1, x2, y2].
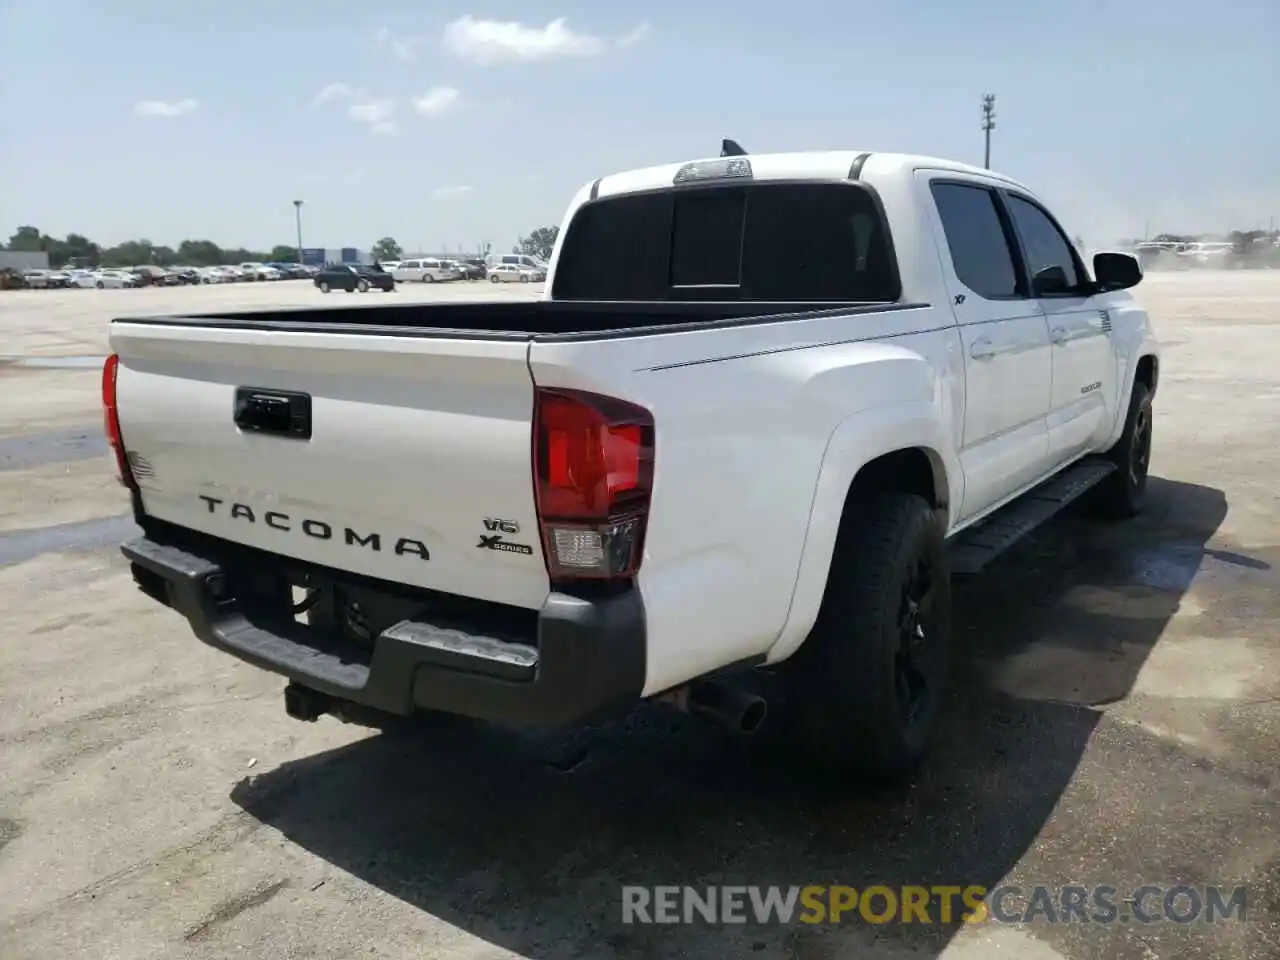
[1, 274, 1277, 960]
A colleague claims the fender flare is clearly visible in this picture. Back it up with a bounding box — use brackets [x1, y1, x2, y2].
[763, 401, 958, 664]
[1103, 334, 1161, 449]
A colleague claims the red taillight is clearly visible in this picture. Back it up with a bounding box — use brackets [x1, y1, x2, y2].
[102, 353, 137, 490]
[533, 387, 654, 581]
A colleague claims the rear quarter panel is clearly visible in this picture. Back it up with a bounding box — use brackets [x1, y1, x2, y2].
[529, 306, 962, 695]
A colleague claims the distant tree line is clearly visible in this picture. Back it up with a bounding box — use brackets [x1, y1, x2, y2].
[2, 226, 296, 269]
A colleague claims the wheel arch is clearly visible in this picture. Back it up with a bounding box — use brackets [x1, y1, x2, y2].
[764, 404, 957, 665]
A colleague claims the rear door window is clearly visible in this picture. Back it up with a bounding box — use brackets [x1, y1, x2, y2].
[552, 181, 900, 302]
[929, 182, 1022, 300]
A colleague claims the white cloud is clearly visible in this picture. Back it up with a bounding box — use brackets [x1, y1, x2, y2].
[310, 82, 352, 109]
[347, 98, 399, 135]
[412, 86, 460, 117]
[430, 185, 473, 200]
[374, 26, 424, 61]
[133, 98, 199, 117]
[443, 16, 604, 65]
[617, 22, 652, 47]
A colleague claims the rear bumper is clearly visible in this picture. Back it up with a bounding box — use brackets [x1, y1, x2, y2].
[121, 534, 646, 727]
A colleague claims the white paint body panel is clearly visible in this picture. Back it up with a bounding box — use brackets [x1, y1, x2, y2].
[111, 149, 1160, 701]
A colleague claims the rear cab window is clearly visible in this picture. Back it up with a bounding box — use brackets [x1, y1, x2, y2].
[551, 181, 901, 302]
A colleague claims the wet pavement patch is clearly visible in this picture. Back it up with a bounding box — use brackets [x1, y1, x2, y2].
[0, 818, 21, 854]
[0, 514, 140, 567]
[0, 425, 108, 471]
[0, 355, 105, 370]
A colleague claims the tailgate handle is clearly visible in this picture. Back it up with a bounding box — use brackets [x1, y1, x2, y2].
[234, 387, 312, 440]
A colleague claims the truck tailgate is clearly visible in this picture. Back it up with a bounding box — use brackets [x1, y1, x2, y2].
[110, 321, 550, 610]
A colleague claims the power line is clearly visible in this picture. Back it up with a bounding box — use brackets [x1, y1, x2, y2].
[981, 94, 996, 169]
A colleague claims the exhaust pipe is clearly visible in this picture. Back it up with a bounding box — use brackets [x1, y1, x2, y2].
[661, 680, 768, 735]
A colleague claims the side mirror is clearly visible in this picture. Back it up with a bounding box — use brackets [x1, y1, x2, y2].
[1030, 264, 1071, 297]
[1093, 251, 1143, 292]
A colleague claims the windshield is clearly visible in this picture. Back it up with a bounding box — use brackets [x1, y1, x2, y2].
[552, 181, 899, 303]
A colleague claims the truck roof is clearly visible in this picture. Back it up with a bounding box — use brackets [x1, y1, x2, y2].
[589, 150, 1032, 200]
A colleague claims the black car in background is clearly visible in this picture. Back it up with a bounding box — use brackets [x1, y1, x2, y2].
[130, 265, 182, 287]
[266, 261, 312, 279]
[314, 262, 395, 294]
[457, 258, 488, 280]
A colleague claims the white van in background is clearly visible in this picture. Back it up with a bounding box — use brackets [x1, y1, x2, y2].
[489, 254, 547, 272]
[393, 258, 460, 283]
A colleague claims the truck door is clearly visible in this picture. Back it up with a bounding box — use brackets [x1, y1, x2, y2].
[999, 190, 1118, 464]
[916, 173, 1053, 523]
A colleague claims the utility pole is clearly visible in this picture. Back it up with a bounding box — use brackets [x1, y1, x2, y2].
[981, 94, 996, 169]
[292, 200, 305, 264]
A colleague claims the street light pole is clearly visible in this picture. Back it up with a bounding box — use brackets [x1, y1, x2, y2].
[981, 94, 996, 169]
[292, 200, 305, 265]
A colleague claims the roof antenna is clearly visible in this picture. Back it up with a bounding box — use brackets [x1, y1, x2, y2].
[720, 138, 747, 157]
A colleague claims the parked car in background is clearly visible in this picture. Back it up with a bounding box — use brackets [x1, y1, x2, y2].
[487, 263, 540, 283]
[67, 270, 101, 288]
[131, 265, 180, 287]
[458, 259, 488, 280]
[392, 258, 459, 283]
[22, 269, 66, 289]
[238, 262, 282, 281]
[314, 262, 396, 294]
[95, 269, 142, 289]
[489, 253, 547, 273]
[167, 267, 202, 285]
[266, 262, 311, 279]
[0, 267, 27, 290]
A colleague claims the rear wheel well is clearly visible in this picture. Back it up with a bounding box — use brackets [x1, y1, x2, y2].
[842, 448, 944, 529]
[1135, 355, 1158, 396]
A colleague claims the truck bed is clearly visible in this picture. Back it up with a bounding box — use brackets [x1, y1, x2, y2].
[112, 299, 904, 341]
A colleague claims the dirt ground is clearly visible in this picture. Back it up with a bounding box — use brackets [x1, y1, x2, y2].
[1, 275, 1277, 960]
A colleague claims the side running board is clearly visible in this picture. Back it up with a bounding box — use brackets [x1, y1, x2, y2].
[947, 458, 1117, 576]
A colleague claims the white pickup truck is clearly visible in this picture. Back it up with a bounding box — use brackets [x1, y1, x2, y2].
[105, 148, 1159, 783]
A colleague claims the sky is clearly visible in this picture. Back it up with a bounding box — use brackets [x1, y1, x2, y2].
[1, 0, 1276, 252]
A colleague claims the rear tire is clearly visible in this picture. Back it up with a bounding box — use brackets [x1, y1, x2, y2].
[423, 273, 435, 283]
[319, 281, 330, 293]
[1090, 381, 1153, 520]
[490, 275, 500, 283]
[778, 493, 952, 784]
[357, 279, 370, 293]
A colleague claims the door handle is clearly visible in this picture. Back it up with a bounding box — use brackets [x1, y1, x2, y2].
[969, 338, 996, 360]
[1050, 326, 1068, 345]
